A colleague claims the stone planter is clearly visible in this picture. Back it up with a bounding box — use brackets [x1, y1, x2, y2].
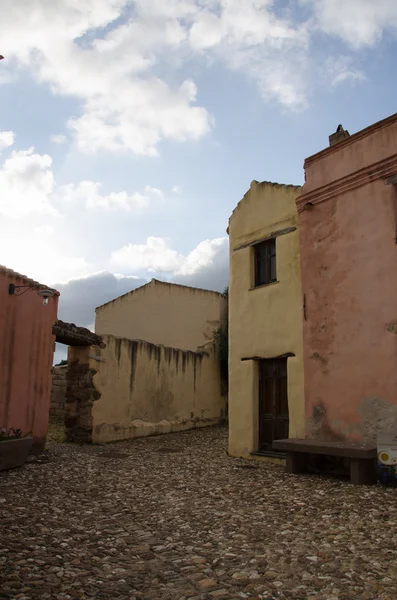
[0, 437, 33, 472]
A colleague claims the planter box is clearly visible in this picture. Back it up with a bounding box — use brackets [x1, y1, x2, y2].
[0, 437, 33, 472]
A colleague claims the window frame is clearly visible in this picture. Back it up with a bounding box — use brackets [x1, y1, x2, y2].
[254, 238, 277, 288]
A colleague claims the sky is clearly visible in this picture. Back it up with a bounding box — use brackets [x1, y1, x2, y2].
[1, 0, 397, 363]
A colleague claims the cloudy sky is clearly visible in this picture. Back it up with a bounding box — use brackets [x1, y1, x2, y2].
[1, 0, 397, 362]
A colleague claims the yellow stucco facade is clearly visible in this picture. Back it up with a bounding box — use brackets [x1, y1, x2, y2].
[91, 335, 226, 443]
[228, 180, 304, 460]
[95, 279, 227, 352]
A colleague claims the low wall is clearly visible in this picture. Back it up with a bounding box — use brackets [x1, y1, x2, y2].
[91, 335, 226, 443]
[50, 365, 67, 422]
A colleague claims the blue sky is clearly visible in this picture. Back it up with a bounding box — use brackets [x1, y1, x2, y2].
[1, 0, 397, 356]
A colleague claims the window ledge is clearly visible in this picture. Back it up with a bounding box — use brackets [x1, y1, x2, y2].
[249, 280, 279, 291]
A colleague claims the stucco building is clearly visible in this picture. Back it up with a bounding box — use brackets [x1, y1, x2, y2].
[228, 181, 304, 460]
[297, 114, 397, 442]
[77, 279, 228, 443]
[95, 278, 227, 351]
[0, 265, 59, 452]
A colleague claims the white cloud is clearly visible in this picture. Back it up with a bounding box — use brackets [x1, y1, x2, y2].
[0, 142, 165, 217]
[34, 224, 55, 236]
[189, 1, 310, 109]
[58, 182, 164, 212]
[110, 235, 228, 276]
[111, 237, 184, 272]
[0, 130, 15, 150]
[302, 0, 397, 48]
[1, 0, 386, 156]
[0, 147, 56, 218]
[50, 134, 67, 144]
[0, 0, 211, 155]
[177, 237, 226, 275]
[325, 56, 366, 87]
[0, 226, 90, 285]
[172, 185, 182, 194]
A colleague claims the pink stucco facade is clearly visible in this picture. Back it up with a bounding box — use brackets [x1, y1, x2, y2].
[297, 113, 397, 442]
[0, 266, 59, 451]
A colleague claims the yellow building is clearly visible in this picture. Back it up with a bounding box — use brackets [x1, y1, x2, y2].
[95, 278, 227, 351]
[228, 180, 304, 460]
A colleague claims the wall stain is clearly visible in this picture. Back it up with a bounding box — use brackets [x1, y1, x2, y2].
[310, 351, 328, 366]
[128, 340, 138, 393]
[308, 401, 346, 441]
[25, 320, 36, 430]
[115, 338, 122, 364]
[3, 309, 16, 424]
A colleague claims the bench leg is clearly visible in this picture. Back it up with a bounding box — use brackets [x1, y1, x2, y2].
[286, 452, 308, 474]
[350, 458, 377, 485]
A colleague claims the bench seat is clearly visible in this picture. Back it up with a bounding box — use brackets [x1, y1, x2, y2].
[273, 438, 377, 485]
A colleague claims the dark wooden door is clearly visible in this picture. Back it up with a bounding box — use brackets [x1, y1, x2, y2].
[258, 358, 289, 451]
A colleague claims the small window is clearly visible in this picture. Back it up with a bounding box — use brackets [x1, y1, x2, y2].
[254, 239, 276, 287]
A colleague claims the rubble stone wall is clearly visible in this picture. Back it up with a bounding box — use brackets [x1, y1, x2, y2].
[64, 347, 100, 443]
[50, 365, 67, 422]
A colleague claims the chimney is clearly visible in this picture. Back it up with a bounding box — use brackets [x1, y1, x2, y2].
[329, 124, 350, 147]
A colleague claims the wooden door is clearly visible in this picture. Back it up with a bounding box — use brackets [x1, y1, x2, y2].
[258, 358, 289, 451]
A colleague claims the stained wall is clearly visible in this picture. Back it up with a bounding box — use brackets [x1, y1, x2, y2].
[91, 335, 226, 442]
[297, 112, 397, 441]
[228, 181, 304, 459]
[0, 267, 58, 451]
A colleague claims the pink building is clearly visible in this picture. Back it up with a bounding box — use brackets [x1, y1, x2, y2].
[297, 114, 397, 442]
[0, 266, 59, 451]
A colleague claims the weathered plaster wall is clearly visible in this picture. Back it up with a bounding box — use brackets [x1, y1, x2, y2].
[228, 181, 305, 459]
[91, 335, 226, 443]
[95, 279, 227, 352]
[0, 267, 58, 452]
[297, 112, 397, 442]
[50, 365, 67, 422]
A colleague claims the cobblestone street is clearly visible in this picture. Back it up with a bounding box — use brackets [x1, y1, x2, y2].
[1, 426, 397, 600]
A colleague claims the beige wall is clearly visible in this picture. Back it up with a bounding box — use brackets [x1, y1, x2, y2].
[228, 181, 304, 459]
[91, 335, 226, 443]
[95, 279, 227, 352]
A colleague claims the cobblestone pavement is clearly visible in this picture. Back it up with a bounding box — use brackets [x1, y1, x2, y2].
[1, 426, 397, 600]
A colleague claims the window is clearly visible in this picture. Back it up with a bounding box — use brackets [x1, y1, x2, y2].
[254, 239, 276, 287]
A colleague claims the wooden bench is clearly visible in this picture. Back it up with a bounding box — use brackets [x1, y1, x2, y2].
[272, 439, 377, 485]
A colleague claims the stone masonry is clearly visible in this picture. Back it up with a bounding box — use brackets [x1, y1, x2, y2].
[64, 347, 101, 443]
[50, 365, 67, 423]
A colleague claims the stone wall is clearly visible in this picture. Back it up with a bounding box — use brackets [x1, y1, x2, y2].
[63, 337, 226, 444]
[50, 365, 67, 422]
[64, 347, 100, 443]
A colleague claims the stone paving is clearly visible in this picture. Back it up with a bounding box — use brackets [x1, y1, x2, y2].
[1, 426, 397, 600]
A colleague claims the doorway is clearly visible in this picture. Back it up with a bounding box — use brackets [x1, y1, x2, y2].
[258, 358, 289, 452]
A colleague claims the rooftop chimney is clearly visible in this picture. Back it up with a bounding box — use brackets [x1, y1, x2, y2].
[329, 124, 350, 147]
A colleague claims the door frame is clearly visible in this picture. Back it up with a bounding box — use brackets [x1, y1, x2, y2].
[257, 356, 290, 453]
